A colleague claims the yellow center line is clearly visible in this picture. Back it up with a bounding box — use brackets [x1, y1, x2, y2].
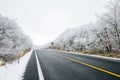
[58, 55, 120, 78]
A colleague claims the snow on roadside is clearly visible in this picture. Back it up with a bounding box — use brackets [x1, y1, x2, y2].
[0, 50, 32, 80]
[0, 60, 2, 65]
[49, 49, 120, 61]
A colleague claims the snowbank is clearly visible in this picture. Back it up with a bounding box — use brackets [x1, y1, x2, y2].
[0, 50, 32, 80]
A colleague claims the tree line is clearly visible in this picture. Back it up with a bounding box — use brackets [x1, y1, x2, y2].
[48, 0, 120, 54]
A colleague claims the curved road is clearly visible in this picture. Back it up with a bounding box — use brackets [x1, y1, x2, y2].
[23, 50, 120, 80]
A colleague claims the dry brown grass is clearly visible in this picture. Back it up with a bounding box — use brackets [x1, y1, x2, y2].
[55, 48, 120, 58]
[77, 50, 120, 58]
[19, 49, 30, 57]
[0, 59, 5, 66]
[0, 49, 31, 66]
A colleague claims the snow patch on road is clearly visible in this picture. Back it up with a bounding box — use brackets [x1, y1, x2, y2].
[0, 50, 32, 80]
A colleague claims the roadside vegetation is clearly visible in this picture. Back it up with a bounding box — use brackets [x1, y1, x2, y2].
[47, 0, 120, 58]
[0, 15, 32, 65]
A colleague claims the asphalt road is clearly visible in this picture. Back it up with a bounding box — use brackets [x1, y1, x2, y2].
[23, 50, 39, 80]
[23, 50, 120, 80]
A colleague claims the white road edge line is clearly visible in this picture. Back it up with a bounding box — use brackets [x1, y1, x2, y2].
[35, 50, 44, 80]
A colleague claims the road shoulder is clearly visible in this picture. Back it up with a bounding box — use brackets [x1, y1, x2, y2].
[48, 49, 120, 63]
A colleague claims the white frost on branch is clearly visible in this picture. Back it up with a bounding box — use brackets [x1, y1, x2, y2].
[0, 15, 32, 55]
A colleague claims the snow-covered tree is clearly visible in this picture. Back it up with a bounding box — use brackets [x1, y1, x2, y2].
[0, 15, 32, 56]
[93, 0, 120, 52]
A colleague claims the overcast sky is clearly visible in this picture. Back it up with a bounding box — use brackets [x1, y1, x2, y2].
[0, 0, 109, 45]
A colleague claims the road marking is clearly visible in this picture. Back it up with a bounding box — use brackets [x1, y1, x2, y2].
[59, 55, 120, 78]
[35, 51, 44, 80]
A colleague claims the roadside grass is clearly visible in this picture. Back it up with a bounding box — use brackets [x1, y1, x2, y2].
[53, 48, 120, 58]
[0, 59, 5, 66]
[80, 50, 120, 58]
[0, 49, 31, 66]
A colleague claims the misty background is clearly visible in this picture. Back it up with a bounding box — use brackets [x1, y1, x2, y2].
[0, 0, 108, 45]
